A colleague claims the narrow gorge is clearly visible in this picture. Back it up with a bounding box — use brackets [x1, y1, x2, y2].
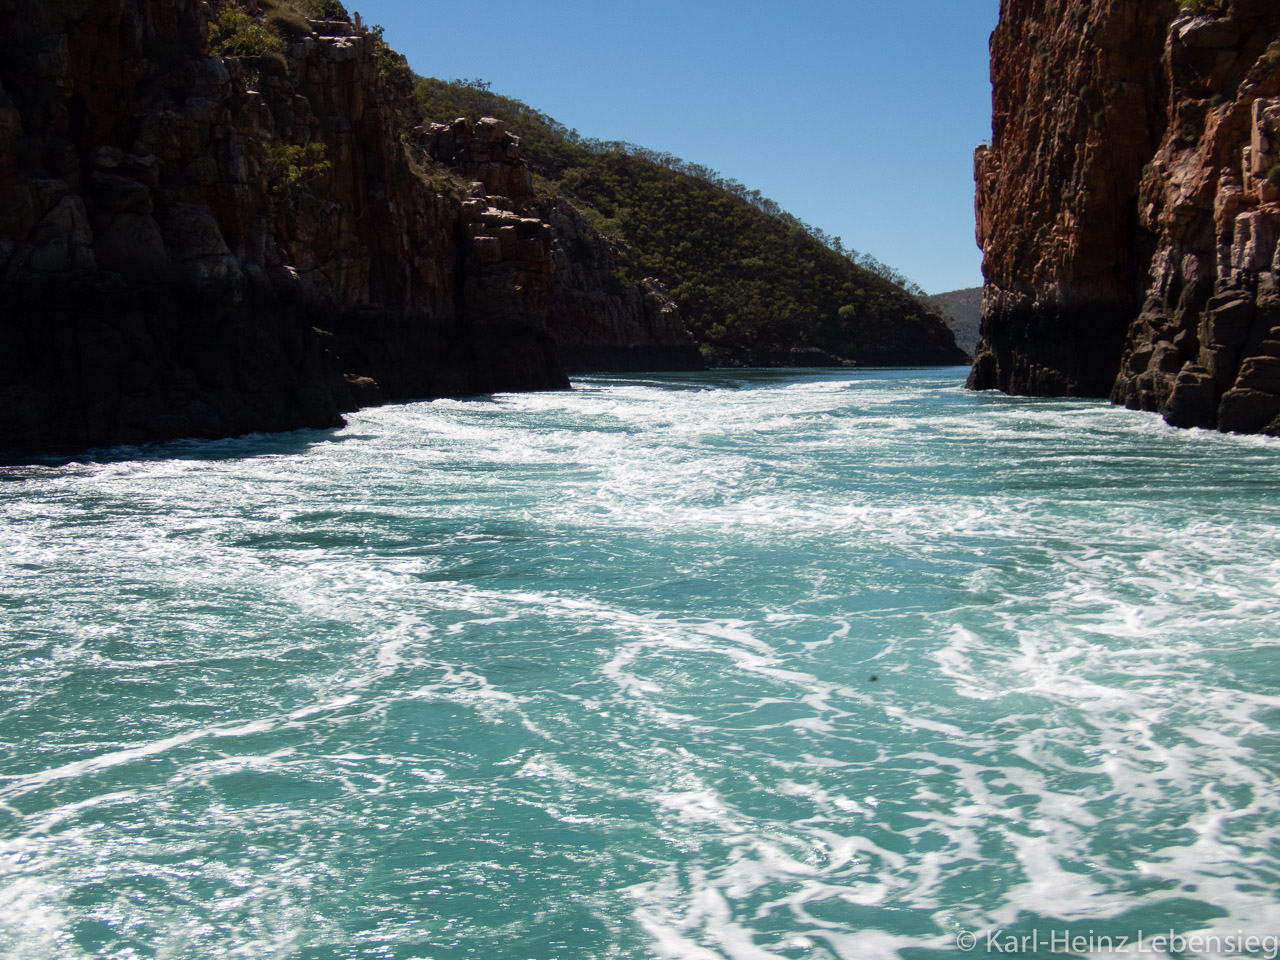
[970, 0, 1280, 436]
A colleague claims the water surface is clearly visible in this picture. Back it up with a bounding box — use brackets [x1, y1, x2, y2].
[3, 368, 1280, 959]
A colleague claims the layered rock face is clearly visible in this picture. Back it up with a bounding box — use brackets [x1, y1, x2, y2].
[422, 118, 701, 373]
[0, 0, 697, 449]
[1113, 1, 1280, 434]
[969, 0, 1178, 398]
[971, 0, 1280, 436]
[538, 199, 701, 372]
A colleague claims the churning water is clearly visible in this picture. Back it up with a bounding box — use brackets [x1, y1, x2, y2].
[3, 367, 1280, 960]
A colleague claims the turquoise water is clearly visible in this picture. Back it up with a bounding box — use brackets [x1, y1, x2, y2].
[3, 367, 1280, 960]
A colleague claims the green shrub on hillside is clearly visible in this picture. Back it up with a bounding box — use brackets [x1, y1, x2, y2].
[259, 0, 347, 21]
[264, 6, 313, 40]
[263, 140, 330, 191]
[209, 8, 280, 58]
[367, 25, 415, 89]
[295, 0, 347, 17]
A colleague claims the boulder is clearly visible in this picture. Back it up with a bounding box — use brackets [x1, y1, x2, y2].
[1218, 387, 1280, 434]
[1164, 364, 1218, 429]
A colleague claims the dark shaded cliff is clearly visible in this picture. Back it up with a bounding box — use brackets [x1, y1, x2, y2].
[0, 0, 698, 449]
[970, 0, 1280, 436]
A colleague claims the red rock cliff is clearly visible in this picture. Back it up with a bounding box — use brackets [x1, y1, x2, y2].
[970, 0, 1280, 436]
[0, 0, 699, 449]
[969, 0, 1178, 398]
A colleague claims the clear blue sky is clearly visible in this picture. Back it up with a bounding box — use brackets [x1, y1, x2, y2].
[354, 1, 1000, 295]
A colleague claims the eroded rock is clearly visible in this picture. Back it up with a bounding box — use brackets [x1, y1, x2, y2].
[972, 0, 1280, 437]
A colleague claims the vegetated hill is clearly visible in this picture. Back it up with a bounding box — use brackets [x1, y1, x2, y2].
[926, 287, 982, 358]
[417, 78, 967, 368]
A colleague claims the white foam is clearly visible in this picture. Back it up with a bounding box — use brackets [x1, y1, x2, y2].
[7, 370, 1280, 957]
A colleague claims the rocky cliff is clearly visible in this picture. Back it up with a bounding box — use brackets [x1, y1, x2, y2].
[421, 117, 701, 373]
[969, 0, 1280, 436]
[0, 0, 698, 450]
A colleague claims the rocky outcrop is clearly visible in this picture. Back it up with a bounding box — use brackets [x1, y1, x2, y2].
[536, 198, 701, 372]
[970, 0, 1280, 436]
[0, 0, 698, 450]
[1111, 1, 1280, 435]
[422, 117, 702, 373]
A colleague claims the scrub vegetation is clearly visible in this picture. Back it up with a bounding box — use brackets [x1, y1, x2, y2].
[417, 78, 953, 365]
